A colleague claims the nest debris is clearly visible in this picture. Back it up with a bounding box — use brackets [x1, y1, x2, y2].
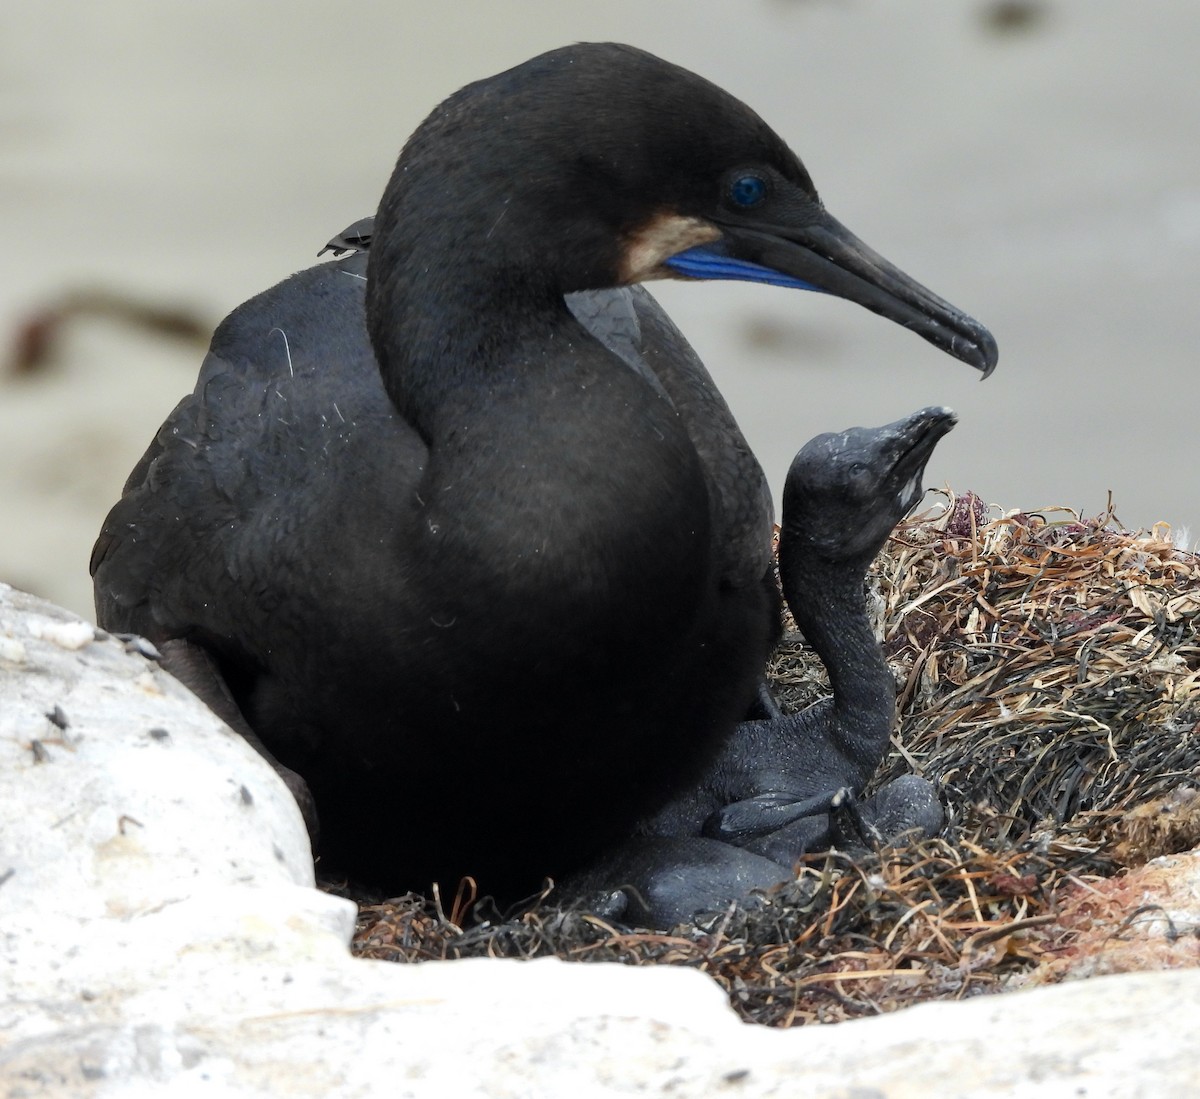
[867, 491, 1200, 853]
[349, 491, 1200, 1026]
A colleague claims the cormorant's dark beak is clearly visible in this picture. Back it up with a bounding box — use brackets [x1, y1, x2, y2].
[879, 406, 959, 478]
[872, 405, 958, 516]
[664, 208, 998, 378]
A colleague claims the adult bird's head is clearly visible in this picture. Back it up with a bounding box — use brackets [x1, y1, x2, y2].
[371, 42, 997, 377]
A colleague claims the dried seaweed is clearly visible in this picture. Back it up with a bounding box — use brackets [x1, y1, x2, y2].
[868, 492, 1200, 850]
[354, 836, 1058, 1027]
[348, 491, 1200, 1027]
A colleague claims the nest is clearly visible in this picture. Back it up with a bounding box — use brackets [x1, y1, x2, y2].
[868, 492, 1200, 853]
[350, 491, 1200, 1026]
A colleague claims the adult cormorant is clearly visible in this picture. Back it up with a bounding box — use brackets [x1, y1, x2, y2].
[92, 44, 996, 901]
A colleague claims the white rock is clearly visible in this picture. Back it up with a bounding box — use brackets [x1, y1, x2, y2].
[0, 586, 312, 924]
[25, 615, 97, 651]
[2, 582, 1198, 1098]
[0, 633, 26, 663]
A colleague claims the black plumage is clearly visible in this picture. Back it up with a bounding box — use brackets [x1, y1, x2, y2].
[93, 44, 995, 901]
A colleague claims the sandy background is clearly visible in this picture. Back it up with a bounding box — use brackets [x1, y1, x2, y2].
[2, 0, 1198, 618]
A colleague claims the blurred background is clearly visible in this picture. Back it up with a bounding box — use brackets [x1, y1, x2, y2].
[2, 0, 1198, 618]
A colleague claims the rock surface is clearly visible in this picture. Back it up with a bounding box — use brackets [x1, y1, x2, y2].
[2, 583, 1198, 1097]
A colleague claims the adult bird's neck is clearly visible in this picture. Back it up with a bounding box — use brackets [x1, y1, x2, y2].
[360, 165, 719, 635]
[364, 201, 575, 443]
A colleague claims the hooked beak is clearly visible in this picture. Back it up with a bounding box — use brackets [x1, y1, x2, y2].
[878, 405, 958, 518]
[664, 208, 998, 378]
[880, 406, 959, 481]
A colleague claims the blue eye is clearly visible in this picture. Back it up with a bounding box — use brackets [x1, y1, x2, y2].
[729, 174, 767, 208]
